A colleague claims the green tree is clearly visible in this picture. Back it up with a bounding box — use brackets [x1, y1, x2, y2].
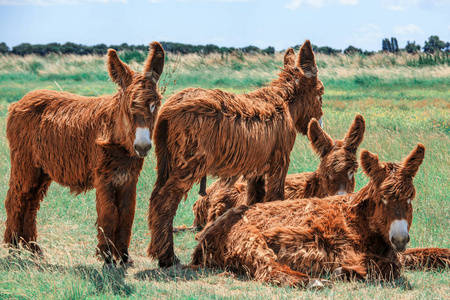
[423, 35, 446, 53]
[0, 42, 9, 54]
[344, 45, 362, 55]
[391, 37, 399, 52]
[405, 41, 420, 54]
[12, 43, 33, 55]
[382, 38, 392, 52]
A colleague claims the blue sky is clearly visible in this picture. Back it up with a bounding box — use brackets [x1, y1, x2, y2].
[0, 0, 449, 51]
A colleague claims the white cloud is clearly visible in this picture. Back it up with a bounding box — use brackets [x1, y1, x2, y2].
[285, 0, 358, 10]
[381, 0, 417, 11]
[0, 0, 126, 5]
[394, 24, 423, 35]
[285, 0, 324, 10]
[339, 0, 358, 5]
[381, 0, 449, 11]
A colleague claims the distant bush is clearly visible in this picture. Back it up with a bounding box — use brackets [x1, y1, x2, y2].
[120, 50, 146, 64]
[3, 41, 276, 56]
[406, 52, 449, 67]
[423, 35, 446, 53]
[344, 45, 362, 55]
[0, 42, 9, 54]
[405, 41, 421, 54]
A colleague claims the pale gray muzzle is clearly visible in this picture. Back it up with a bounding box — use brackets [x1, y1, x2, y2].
[134, 127, 152, 157]
[389, 219, 410, 252]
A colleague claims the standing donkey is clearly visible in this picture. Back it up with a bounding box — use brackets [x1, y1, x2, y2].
[191, 115, 365, 231]
[4, 42, 165, 266]
[148, 40, 324, 267]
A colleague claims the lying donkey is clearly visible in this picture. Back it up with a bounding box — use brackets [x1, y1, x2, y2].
[192, 144, 426, 286]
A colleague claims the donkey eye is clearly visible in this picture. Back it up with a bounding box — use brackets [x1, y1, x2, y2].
[149, 103, 156, 113]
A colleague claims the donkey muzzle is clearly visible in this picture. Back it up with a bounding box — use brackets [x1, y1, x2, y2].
[389, 219, 410, 252]
[134, 127, 152, 157]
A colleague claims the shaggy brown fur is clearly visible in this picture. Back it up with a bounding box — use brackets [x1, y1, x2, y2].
[192, 144, 426, 286]
[4, 42, 165, 265]
[148, 40, 325, 267]
[399, 247, 450, 270]
[191, 115, 365, 231]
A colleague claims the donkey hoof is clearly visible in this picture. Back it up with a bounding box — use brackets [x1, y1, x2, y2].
[27, 242, 44, 258]
[158, 255, 180, 268]
[307, 279, 331, 290]
[102, 261, 117, 271]
[331, 267, 344, 279]
[119, 257, 134, 268]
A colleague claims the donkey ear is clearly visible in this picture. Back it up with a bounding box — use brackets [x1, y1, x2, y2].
[283, 48, 295, 67]
[344, 114, 365, 153]
[297, 40, 317, 78]
[107, 49, 134, 89]
[144, 41, 165, 84]
[308, 118, 333, 157]
[400, 143, 425, 178]
[361, 150, 386, 184]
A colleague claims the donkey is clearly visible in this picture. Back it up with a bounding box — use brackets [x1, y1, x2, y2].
[4, 42, 165, 265]
[191, 114, 365, 231]
[148, 40, 324, 267]
[192, 144, 426, 286]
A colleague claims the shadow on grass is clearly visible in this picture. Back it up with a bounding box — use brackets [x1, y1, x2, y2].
[362, 275, 413, 291]
[0, 253, 134, 296]
[134, 264, 222, 282]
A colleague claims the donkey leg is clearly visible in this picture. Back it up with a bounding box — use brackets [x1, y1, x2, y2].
[148, 175, 194, 268]
[246, 176, 265, 205]
[20, 173, 51, 255]
[95, 182, 119, 265]
[366, 253, 402, 281]
[265, 158, 289, 202]
[4, 163, 50, 255]
[399, 247, 450, 270]
[332, 249, 367, 281]
[193, 222, 311, 287]
[114, 181, 137, 266]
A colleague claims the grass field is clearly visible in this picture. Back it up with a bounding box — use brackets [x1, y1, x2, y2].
[0, 52, 448, 299]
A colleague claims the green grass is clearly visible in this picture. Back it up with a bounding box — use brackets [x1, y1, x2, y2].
[0, 52, 448, 299]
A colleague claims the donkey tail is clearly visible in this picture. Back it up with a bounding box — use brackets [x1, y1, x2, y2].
[153, 118, 171, 189]
[399, 247, 450, 270]
[148, 118, 171, 233]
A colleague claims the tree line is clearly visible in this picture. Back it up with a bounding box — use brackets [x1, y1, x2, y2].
[0, 35, 448, 56]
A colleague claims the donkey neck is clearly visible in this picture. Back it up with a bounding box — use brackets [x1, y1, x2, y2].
[248, 72, 298, 105]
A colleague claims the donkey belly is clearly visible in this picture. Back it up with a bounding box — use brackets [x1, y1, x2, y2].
[207, 137, 276, 178]
[32, 129, 95, 194]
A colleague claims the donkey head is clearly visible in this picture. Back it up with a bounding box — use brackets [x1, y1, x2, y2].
[361, 144, 425, 252]
[308, 114, 365, 196]
[107, 41, 165, 158]
[283, 40, 324, 135]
